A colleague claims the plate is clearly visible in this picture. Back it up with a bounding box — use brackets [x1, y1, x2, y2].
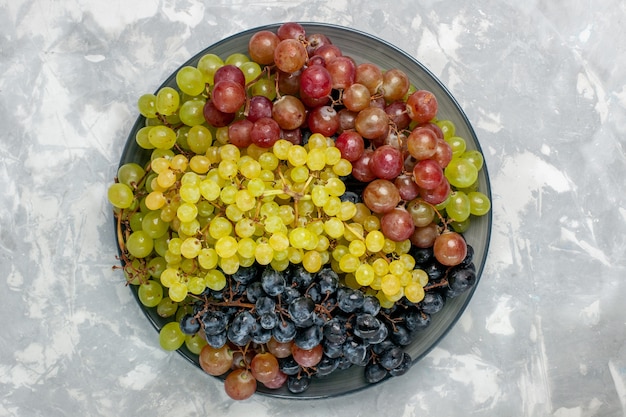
[116, 22, 492, 399]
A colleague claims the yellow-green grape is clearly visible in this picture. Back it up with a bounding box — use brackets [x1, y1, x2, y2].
[372, 258, 389, 276]
[180, 183, 201, 204]
[220, 143, 240, 161]
[258, 152, 279, 171]
[323, 196, 342, 216]
[435, 119, 455, 140]
[225, 52, 249, 67]
[219, 255, 240, 275]
[215, 236, 238, 258]
[179, 99, 206, 126]
[290, 165, 310, 183]
[185, 333, 208, 355]
[363, 214, 381, 232]
[199, 179, 221, 201]
[302, 250, 323, 273]
[137, 280, 163, 307]
[214, 126, 230, 145]
[129, 212, 144, 232]
[370, 275, 383, 291]
[239, 256, 256, 268]
[205, 269, 227, 291]
[255, 242, 274, 265]
[386, 287, 404, 302]
[325, 177, 346, 197]
[249, 76, 277, 100]
[168, 281, 188, 303]
[187, 276, 206, 295]
[307, 133, 327, 149]
[198, 247, 219, 269]
[311, 185, 330, 207]
[365, 230, 385, 252]
[445, 136, 466, 157]
[445, 157, 478, 189]
[179, 218, 200, 236]
[240, 159, 262, 180]
[316, 235, 330, 252]
[240, 61, 262, 84]
[396, 239, 412, 254]
[332, 244, 349, 262]
[332, 158, 352, 176]
[187, 125, 213, 154]
[177, 202, 198, 223]
[157, 297, 178, 318]
[446, 191, 471, 222]
[323, 217, 344, 239]
[399, 253, 416, 271]
[148, 125, 177, 150]
[155, 87, 180, 116]
[450, 218, 471, 233]
[150, 148, 175, 161]
[141, 210, 169, 239]
[151, 157, 170, 174]
[271, 257, 290, 272]
[126, 231, 154, 258]
[180, 237, 202, 259]
[235, 189, 256, 212]
[306, 148, 326, 171]
[219, 184, 238, 205]
[176, 66, 205, 96]
[381, 274, 401, 296]
[159, 321, 185, 351]
[170, 154, 188, 172]
[287, 145, 307, 166]
[460, 149, 484, 171]
[237, 237, 257, 259]
[278, 205, 295, 225]
[344, 222, 364, 242]
[218, 160, 238, 180]
[196, 201, 214, 218]
[273, 249, 289, 262]
[405, 282, 425, 303]
[337, 201, 356, 221]
[269, 232, 290, 252]
[376, 291, 395, 309]
[247, 178, 265, 197]
[156, 169, 176, 189]
[180, 257, 198, 275]
[138, 93, 157, 118]
[108, 183, 134, 209]
[338, 253, 360, 273]
[382, 238, 396, 254]
[234, 218, 256, 238]
[272, 139, 291, 160]
[160, 267, 180, 288]
[197, 53, 224, 85]
[324, 147, 342, 165]
[135, 126, 155, 149]
[468, 191, 491, 216]
[260, 201, 279, 217]
[209, 216, 233, 240]
[189, 155, 211, 174]
[355, 263, 376, 286]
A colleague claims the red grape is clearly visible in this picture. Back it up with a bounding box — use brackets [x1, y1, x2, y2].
[410, 222, 439, 248]
[432, 139, 453, 168]
[326, 56, 356, 90]
[248, 30, 280, 65]
[307, 105, 339, 137]
[203, 99, 235, 127]
[274, 38, 307, 73]
[337, 108, 357, 133]
[228, 119, 253, 148]
[381, 68, 409, 102]
[385, 101, 412, 130]
[277, 70, 301, 96]
[224, 369, 257, 400]
[362, 179, 401, 213]
[351, 149, 377, 182]
[247, 95, 273, 122]
[212, 80, 246, 113]
[342, 83, 371, 112]
[214, 64, 245, 86]
[277, 22, 306, 41]
[300, 65, 333, 99]
[313, 44, 342, 62]
[250, 117, 281, 148]
[381, 207, 415, 241]
[407, 126, 438, 160]
[394, 174, 420, 201]
[292, 344, 323, 367]
[199, 344, 233, 376]
[262, 370, 288, 389]
[406, 90, 438, 123]
[420, 177, 450, 205]
[433, 231, 467, 266]
[272, 95, 306, 130]
[335, 131, 365, 162]
[355, 62, 383, 95]
[305, 33, 332, 55]
[355, 106, 389, 139]
[412, 159, 444, 190]
[370, 144, 404, 180]
[267, 338, 293, 359]
[250, 352, 279, 384]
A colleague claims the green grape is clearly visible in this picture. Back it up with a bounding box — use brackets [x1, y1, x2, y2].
[186, 125, 213, 154]
[168, 281, 188, 303]
[156, 297, 178, 318]
[148, 125, 177, 150]
[306, 148, 326, 171]
[198, 248, 218, 270]
[209, 216, 233, 240]
[255, 242, 274, 265]
[258, 152, 279, 171]
[141, 210, 170, 239]
[445, 136, 466, 157]
[176, 66, 206, 96]
[117, 163, 145, 188]
[332, 159, 352, 177]
[237, 237, 256, 259]
[180, 237, 202, 258]
[179, 219, 200, 236]
[240, 61, 262, 84]
[450, 218, 471, 233]
[199, 179, 221, 201]
[185, 333, 208, 355]
[302, 250, 323, 273]
[290, 165, 309, 183]
[155, 86, 180, 116]
[468, 191, 491, 216]
[187, 276, 206, 295]
[147, 256, 167, 279]
[108, 183, 134, 209]
[444, 157, 478, 189]
[460, 149, 484, 171]
[179, 183, 201, 204]
[338, 253, 360, 273]
[224, 52, 249, 67]
[126, 231, 154, 258]
[137, 280, 163, 307]
[179, 99, 206, 126]
[215, 236, 238, 258]
[129, 211, 144, 232]
[219, 255, 240, 275]
[135, 126, 154, 149]
[197, 53, 224, 85]
[287, 145, 307, 166]
[205, 269, 226, 290]
[240, 159, 262, 179]
[138, 93, 157, 118]
[249, 76, 276, 100]
[235, 189, 256, 211]
[220, 184, 237, 205]
[435, 119, 456, 140]
[159, 321, 185, 351]
[446, 191, 471, 222]
[355, 263, 376, 286]
[177, 202, 198, 223]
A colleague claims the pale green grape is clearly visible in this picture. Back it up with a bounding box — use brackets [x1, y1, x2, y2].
[224, 53, 249, 67]
[142, 210, 170, 239]
[444, 157, 478, 189]
[155, 86, 180, 115]
[468, 191, 491, 216]
[179, 99, 206, 126]
[138, 280, 163, 307]
[240, 61, 262, 84]
[117, 163, 145, 188]
[148, 125, 177, 150]
[108, 183, 134, 209]
[159, 321, 185, 351]
[138, 93, 157, 118]
[126, 230, 154, 258]
[176, 66, 206, 96]
[156, 297, 178, 318]
[446, 191, 471, 222]
[135, 126, 154, 149]
[197, 53, 224, 85]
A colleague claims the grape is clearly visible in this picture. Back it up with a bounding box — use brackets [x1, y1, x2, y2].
[274, 39, 307, 73]
[137, 280, 163, 307]
[380, 208, 415, 242]
[307, 105, 339, 137]
[433, 231, 467, 266]
[212, 80, 246, 114]
[250, 117, 281, 148]
[248, 30, 280, 65]
[155, 87, 180, 115]
[385, 101, 411, 130]
[362, 179, 401, 214]
[326, 56, 356, 89]
[412, 159, 444, 190]
[176, 66, 205, 96]
[197, 53, 224, 85]
[407, 127, 438, 160]
[224, 369, 257, 400]
[370, 145, 404, 180]
[214, 64, 246, 86]
[300, 65, 333, 99]
[406, 90, 438, 123]
[159, 321, 185, 351]
[335, 131, 364, 162]
[394, 174, 420, 201]
[203, 99, 235, 127]
[446, 191, 471, 222]
[292, 344, 323, 367]
[126, 231, 154, 258]
[250, 352, 280, 384]
[355, 106, 389, 139]
[108, 183, 134, 209]
[444, 157, 479, 189]
[381, 68, 409, 102]
[277, 22, 306, 41]
[351, 149, 376, 182]
[468, 191, 491, 216]
[247, 95, 273, 123]
[355, 62, 383, 94]
[272, 95, 306, 130]
[138, 94, 157, 118]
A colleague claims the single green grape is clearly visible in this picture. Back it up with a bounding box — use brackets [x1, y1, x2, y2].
[137, 93, 157, 118]
[159, 321, 185, 351]
[468, 191, 491, 216]
[224, 52, 249, 67]
[141, 210, 170, 239]
[156, 297, 178, 318]
[197, 53, 224, 85]
[148, 125, 177, 150]
[137, 280, 163, 307]
[108, 183, 134, 209]
[444, 157, 478, 189]
[445, 191, 471, 222]
[179, 99, 206, 127]
[155, 86, 180, 116]
[126, 230, 154, 258]
[176, 66, 205, 96]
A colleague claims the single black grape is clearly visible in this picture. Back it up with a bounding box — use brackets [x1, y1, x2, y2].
[315, 356, 339, 377]
[365, 362, 388, 384]
[179, 314, 201, 335]
[287, 375, 311, 394]
[420, 292, 445, 315]
[232, 265, 258, 285]
[261, 266, 286, 296]
[379, 346, 404, 370]
[388, 352, 412, 377]
[201, 310, 228, 336]
[272, 318, 297, 343]
[295, 325, 323, 350]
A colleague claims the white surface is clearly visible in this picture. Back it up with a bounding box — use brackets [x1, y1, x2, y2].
[1, 1, 625, 416]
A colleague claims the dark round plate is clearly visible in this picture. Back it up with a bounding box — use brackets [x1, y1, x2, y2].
[116, 22, 492, 399]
